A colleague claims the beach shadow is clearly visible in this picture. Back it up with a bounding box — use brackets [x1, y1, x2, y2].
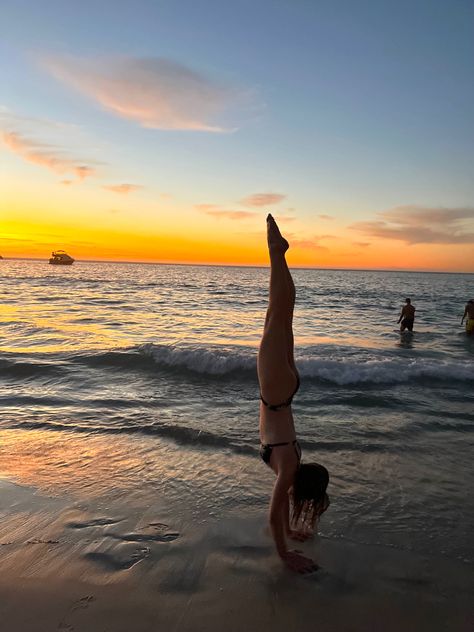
[222, 544, 271, 558]
[300, 568, 355, 593]
[158, 550, 208, 592]
[390, 575, 433, 587]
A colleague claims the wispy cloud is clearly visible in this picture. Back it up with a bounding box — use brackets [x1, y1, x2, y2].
[196, 204, 257, 220]
[318, 214, 334, 220]
[275, 215, 296, 223]
[102, 183, 143, 194]
[350, 205, 474, 244]
[352, 241, 371, 247]
[274, 231, 329, 251]
[42, 55, 246, 132]
[207, 210, 258, 220]
[75, 165, 95, 179]
[0, 106, 82, 133]
[240, 193, 286, 207]
[0, 236, 39, 243]
[2, 131, 97, 180]
[290, 237, 328, 251]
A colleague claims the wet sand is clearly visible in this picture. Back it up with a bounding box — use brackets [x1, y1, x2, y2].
[0, 479, 472, 632]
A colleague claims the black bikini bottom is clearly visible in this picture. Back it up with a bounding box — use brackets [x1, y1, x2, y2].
[259, 439, 301, 466]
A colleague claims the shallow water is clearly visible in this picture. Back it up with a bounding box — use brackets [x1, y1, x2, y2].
[0, 260, 473, 562]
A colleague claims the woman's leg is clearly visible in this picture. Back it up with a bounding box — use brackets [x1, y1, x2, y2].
[257, 215, 298, 405]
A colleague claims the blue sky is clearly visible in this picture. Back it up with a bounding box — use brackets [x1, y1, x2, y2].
[1, 0, 473, 269]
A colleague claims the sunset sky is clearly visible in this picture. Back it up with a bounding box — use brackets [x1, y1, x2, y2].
[1, 0, 473, 271]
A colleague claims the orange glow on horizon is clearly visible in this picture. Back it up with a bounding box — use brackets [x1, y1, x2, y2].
[1, 184, 473, 272]
[2, 218, 473, 272]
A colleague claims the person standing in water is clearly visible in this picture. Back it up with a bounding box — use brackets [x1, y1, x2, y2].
[461, 299, 474, 335]
[257, 214, 329, 574]
[397, 298, 416, 332]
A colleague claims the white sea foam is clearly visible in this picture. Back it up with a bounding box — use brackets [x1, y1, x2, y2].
[138, 342, 473, 385]
[298, 356, 473, 385]
[138, 342, 255, 375]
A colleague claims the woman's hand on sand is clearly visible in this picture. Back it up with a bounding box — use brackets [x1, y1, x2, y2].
[281, 550, 318, 574]
[286, 528, 313, 542]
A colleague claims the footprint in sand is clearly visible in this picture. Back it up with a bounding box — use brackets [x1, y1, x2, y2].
[58, 595, 95, 631]
[71, 595, 95, 611]
[107, 530, 179, 543]
[82, 523, 179, 571]
[84, 546, 151, 571]
[65, 517, 123, 529]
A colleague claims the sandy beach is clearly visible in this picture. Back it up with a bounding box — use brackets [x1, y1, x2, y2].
[1, 475, 472, 632]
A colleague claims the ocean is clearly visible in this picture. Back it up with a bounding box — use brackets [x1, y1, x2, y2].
[1, 259, 473, 565]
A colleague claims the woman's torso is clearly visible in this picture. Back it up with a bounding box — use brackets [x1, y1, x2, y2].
[259, 403, 297, 445]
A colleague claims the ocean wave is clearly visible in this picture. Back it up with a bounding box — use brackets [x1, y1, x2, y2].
[298, 356, 474, 385]
[2, 418, 400, 454]
[4, 418, 257, 455]
[69, 349, 160, 371]
[0, 358, 66, 379]
[140, 343, 473, 386]
[138, 343, 256, 376]
[2, 343, 472, 386]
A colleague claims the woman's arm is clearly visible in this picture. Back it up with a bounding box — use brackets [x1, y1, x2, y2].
[269, 472, 293, 557]
[269, 461, 317, 573]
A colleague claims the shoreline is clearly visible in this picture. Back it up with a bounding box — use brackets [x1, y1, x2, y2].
[0, 478, 472, 632]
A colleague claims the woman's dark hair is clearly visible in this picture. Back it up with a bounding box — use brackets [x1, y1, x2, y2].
[291, 463, 330, 528]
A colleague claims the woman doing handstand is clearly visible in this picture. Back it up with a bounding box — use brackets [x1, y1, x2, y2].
[258, 214, 329, 574]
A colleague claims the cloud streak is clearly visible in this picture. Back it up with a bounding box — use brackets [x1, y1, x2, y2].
[240, 193, 286, 207]
[290, 237, 328, 251]
[196, 204, 257, 220]
[274, 215, 296, 223]
[350, 205, 474, 244]
[43, 55, 244, 132]
[206, 210, 258, 220]
[277, 231, 329, 251]
[2, 131, 96, 180]
[102, 184, 143, 194]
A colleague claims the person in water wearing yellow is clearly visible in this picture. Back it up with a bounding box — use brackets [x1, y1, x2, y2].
[461, 299, 474, 335]
[258, 214, 329, 574]
[397, 297, 416, 332]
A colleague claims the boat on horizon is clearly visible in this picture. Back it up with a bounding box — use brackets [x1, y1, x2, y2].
[49, 250, 75, 265]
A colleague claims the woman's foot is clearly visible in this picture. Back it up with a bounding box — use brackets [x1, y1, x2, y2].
[267, 214, 289, 254]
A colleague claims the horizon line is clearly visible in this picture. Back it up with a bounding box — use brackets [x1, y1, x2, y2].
[2, 256, 474, 275]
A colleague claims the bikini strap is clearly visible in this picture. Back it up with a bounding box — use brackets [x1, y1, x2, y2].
[264, 439, 298, 448]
